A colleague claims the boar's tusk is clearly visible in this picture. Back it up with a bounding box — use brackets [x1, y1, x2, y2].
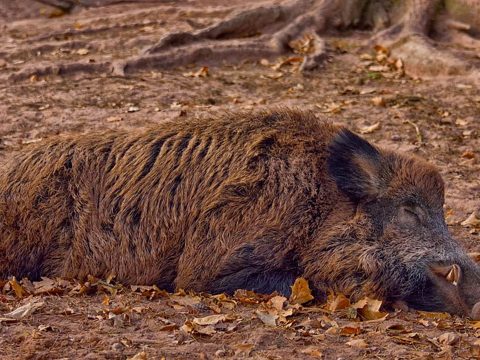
[446, 264, 461, 286]
[430, 263, 462, 286]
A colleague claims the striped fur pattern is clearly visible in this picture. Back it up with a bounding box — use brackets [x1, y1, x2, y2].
[0, 109, 479, 317]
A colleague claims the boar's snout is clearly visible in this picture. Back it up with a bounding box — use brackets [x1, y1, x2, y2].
[471, 302, 480, 320]
[427, 260, 480, 318]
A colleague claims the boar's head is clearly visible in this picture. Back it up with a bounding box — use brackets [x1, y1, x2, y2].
[327, 129, 480, 319]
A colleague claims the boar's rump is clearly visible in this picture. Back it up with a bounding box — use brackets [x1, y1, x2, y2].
[0, 109, 479, 318]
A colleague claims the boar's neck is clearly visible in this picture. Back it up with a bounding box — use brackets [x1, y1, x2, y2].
[298, 200, 377, 299]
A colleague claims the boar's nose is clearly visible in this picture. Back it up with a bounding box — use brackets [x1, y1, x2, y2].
[471, 302, 480, 321]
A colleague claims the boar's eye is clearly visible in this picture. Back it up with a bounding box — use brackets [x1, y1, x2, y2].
[399, 206, 422, 225]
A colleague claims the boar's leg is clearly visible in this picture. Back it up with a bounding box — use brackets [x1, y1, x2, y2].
[176, 241, 302, 296]
[210, 268, 298, 296]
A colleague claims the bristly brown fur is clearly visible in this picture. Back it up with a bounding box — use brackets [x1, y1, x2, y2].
[0, 109, 479, 316]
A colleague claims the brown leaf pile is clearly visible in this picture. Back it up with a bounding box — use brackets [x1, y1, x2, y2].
[359, 44, 405, 79]
[2, 276, 480, 357]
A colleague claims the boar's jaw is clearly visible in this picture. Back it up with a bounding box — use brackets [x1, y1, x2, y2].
[420, 261, 480, 318]
[400, 266, 463, 315]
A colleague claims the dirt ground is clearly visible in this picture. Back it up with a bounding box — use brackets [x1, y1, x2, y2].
[0, 1, 480, 359]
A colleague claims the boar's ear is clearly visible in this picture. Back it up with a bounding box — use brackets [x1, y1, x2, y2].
[328, 129, 384, 202]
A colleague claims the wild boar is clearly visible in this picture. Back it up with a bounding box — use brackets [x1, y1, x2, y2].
[0, 110, 479, 318]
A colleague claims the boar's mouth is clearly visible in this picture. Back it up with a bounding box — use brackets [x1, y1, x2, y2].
[405, 262, 480, 319]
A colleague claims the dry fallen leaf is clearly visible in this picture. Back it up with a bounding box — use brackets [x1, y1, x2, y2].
[9, 277, 27, 299]
[461, 151, 475, 159]
[438, 332, 459, 346]
[359, 122, 381, 134]
[368, 65, 389, 72]
[289, 34, 315, 54]
[289, 278, 314, 305]
[300, 346, 323, 358]
[233, 289, 270, 304]
[395, 58, 404, 70]
[341, 324, 362, 336]
[193, 314, 227, 326]
[181, 320, 216, 336]
[461, 211, 480, 228]
[360, 88, 376, 95]
[374, 44, 389, 55]
[259, 58, 270, 66]
[371, 96, 385, 106]
[385, 323, 407, 333]
[277, 307, 294, 324]
[211, 293, 237, 310]
[346, 338, 368, 348]
[359, 53, 373, 61]
[131, 285, 169, 300]
[18, 279, 34, 294]
[233, 343, 255, 356]
[272, 56, 304, 71]
[255, 309, 278, 327]
[269, 295, 286, 311]
[472, 341, 480, 358]
[38, 324, 54, 332]
[0, 317, 18, 323]
[316, 102, 343, 114]
[329, 293, 350, 311]
[4, 300, 45, 319]
[170, 294, 201, 308]
[127, 106, 140, 113]
[127, 351, 148, 360]
[376, 53, 388, 62]
[418, 319, 429, 327]
[418, 311, 450, 320]
[34, 277, 65, 295]
[262, 72, 284, 80]
[455, 118, 469, 126]
[22, 138, 43, 145]
[183, 66, 209, 78]
[106, 116, 123, 123]
[325, 326, 339, 335]
[352, 297, 388, 321]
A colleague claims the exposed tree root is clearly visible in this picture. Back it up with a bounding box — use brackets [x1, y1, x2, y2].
[28, 18, 166, 43]
[121, 40, 282, 75]
[391, 35, 470, 77]
[9, 61, 113, 81]
[36, 0, 174, 11]
[132, 0, 336, 74]
[142, 0, 327, 67]
[6, 0, 480, 81]
[368, 0, 480, 77]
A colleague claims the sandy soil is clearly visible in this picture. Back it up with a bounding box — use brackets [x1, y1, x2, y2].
[0, 1, 479, 359]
